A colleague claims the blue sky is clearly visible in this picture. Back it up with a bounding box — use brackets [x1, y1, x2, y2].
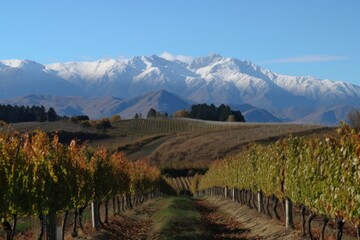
[1, 0, 359, 84]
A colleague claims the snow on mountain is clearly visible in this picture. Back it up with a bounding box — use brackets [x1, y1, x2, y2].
[1, 54, 359, 124]
[274, 75, 360, 104]
[0, 60, 83, 98]
[188, 54, 312, 109]
[45, 53, 360, 111]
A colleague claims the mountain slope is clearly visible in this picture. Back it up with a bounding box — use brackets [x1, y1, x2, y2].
[295, 105, 354, 125]
[118, 89, 190, 119]
[1, 54, 359, 124]
[231, 104, 281, 123]
[0, 90, 190, 120]
[0, 60, 84, 98]
[45, 54, 360, 112]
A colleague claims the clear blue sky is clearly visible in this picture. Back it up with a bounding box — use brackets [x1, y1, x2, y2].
[1, 0, 359, 84]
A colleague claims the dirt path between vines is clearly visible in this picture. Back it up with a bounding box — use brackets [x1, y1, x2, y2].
[194, 198, 262, 239]
[78, 199, 162, 240]
[77, 196, 301, 240]
[202, 196, 301, 240]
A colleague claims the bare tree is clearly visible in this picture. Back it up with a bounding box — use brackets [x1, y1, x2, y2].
[347, 109, 360, 130]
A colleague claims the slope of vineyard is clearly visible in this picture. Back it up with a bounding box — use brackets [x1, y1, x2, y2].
[8, 118, 333, 170]
[163, 176, 194, 195]
[198, 123, 360, 238]
[148, 121, 333, 169]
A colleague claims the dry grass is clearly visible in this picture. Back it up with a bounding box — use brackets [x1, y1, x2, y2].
[148, 123, 335, 169]
[6, 119, 336, 169]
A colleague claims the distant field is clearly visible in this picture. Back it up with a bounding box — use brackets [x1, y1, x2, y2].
[5, 118, 336, 169]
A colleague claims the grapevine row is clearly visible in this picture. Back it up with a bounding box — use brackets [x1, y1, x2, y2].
[199, 123, 360, 239]
[0, 128, 161, 239]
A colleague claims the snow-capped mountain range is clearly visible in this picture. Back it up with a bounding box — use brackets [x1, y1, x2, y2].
[0, 54, 359, 124]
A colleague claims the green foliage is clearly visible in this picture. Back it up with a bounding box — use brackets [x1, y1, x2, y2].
[191, 174, 202, 195]
[152, 197, 207, 240]
[0, 104, 60, 123]
[347, 110, 360, 131]
[0, 128, 161, 223]
[199, 123, 360, 226]
[70, 115, 90, 122]
[110, 114, 121, 122]
[47, 107, 58, 121]
[173, 110, 190, 118]
[189, 103, 245, 122]
[147, 108, 157, 119]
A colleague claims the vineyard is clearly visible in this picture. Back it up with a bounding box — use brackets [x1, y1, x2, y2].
[0, 128, 161, 240]
[9, 119, 331, 169]
[163, 176, 195, 195]
[199, 122, 360, 239]
[1, 118, 341, 239]
[147, 120, 331, 169]
[109, 118, 327, 138]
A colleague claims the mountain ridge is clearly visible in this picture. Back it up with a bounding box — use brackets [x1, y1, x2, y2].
[0, 90, 281, 122]
[1, 54, 358, 124]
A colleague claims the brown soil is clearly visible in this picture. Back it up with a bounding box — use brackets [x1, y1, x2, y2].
[78, 196, 301, 240]
[194, 198, 262, 239]
[203, 196, 301, 240]
[86, 215, 154, 240]
[148, 126, 334, 169]
[80, 200, 161, 240]
[10, 194, 356, 240]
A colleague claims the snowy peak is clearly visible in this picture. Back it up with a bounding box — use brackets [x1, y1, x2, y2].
[0, 53, 359, 124]
[189, 53, 224, 69]
[46, 58, 130, 81]
[0, 59, 84, 99]
[0, 59, 45, 71]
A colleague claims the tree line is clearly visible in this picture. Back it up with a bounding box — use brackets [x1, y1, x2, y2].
[139, 103, 245, 122]
[172, 103, 245, 122]
[0, 104, 59, 123]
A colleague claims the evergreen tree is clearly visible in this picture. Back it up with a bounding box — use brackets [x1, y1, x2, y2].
[47, 107, 58, 121]
[147, 108, 157, 118]
[188, 103, 245, 122]
[0, 104, 60, 123]
[230, 110, 245, 122]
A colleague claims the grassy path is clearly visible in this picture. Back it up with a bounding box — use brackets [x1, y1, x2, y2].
[81, 196, 302, 240]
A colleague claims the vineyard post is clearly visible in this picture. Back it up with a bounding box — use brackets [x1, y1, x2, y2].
[91, 201, 100, 230]
[257, 191, 263, 213]
[232, 188, 235, 201]
[285, 198, 295, 229]
[224, 186, 228, 198]
[47, 211, 59, 240]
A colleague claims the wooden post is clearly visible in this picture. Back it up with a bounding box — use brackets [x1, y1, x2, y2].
[232, 188, 235, 201]
[285, 198, 294, 229]
[47, 211, 61, 240]
[257, 191, 263, 213]
[224, 186, 228, 198]
[91, 201, 100, 230]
